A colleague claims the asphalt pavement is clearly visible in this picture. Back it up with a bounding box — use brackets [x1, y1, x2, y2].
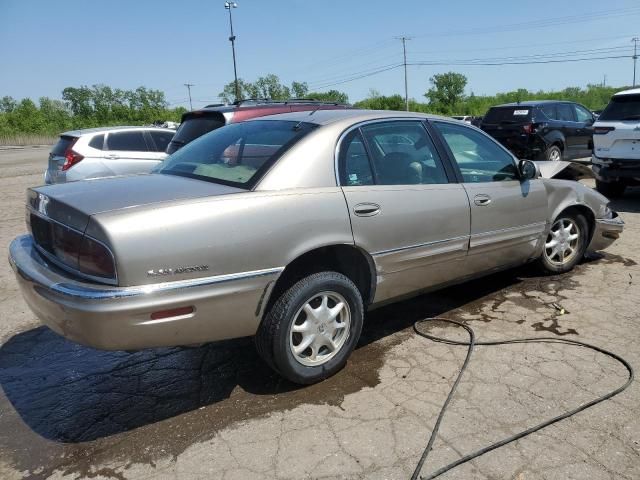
[0, 147, 638, 480]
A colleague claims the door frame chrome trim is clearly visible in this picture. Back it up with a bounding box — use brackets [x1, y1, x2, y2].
[372, 235, 470, 256]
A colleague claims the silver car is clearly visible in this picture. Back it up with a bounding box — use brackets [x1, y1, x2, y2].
[10, 110, 624, 384]
[44, 126, 176, 184]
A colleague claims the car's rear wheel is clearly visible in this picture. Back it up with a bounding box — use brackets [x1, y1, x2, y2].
[538, 212, 588, 274]
[545, 145, 563, 162]
[256, 271, 363, 384]
[596, 180, 625, 198]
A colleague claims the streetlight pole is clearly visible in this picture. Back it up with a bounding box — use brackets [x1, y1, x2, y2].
[225, 2, 240, 102]
[184, 83, 194, 110]
[633, 37, 639, 87]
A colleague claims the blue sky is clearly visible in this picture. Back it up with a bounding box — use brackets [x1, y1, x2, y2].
[1, 0, 639, 109]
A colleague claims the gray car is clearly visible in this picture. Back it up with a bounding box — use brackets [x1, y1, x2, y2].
[44, 126, 175, 184]
[10, 109, 624, 384]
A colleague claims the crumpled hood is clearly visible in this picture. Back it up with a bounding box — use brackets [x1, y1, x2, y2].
[534, 161, 594, 181]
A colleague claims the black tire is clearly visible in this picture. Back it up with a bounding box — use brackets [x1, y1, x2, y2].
[538, 211, 589, 274]
[544, 144, 563, 162]
[596, 180, 625, 198]
[255, 271, 364, 385]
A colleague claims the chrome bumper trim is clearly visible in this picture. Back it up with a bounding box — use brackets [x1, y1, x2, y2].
[9, 235, 284, 301]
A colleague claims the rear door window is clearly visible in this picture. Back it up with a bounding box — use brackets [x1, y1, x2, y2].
[339, 130, 374, 186]
[359, 121, 449, 185]
[148, 131, 174, 152]
[107, 131, 149, 151]
[89, 134, 104, 150]
[598, 94, 640, 121]
[541, 104, 557, 120]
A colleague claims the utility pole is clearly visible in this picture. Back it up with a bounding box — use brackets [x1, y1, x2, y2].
[184, 83, 194, 110]
[225, 2, 240, 101]
[633, 37, 639, 87]
[395, 36, 412, 111]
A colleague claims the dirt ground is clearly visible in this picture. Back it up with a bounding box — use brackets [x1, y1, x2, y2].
[0, 148, 639, 480]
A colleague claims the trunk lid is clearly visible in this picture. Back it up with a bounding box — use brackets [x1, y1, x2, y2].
[29, 173, 245, 230]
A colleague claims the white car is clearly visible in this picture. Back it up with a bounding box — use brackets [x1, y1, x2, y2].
[44, 126, 176, 184]
[592, 88, 640, 197]
[451, 115, 473, 124]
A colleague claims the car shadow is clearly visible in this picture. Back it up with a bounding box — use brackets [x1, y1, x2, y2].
[609, 187, 640, 214]
[0, 266, 549, 444]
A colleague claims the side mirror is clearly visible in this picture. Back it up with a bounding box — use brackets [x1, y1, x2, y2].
[519, 159, 539, 180]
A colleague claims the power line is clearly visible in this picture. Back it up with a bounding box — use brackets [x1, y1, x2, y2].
[308, 64, 403, 90]
[409, 54, 630, 67]
[411, 7, 640, 39]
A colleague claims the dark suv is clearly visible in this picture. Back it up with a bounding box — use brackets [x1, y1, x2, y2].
[481, 101, 596, 161]
[166, 99, 351, 154]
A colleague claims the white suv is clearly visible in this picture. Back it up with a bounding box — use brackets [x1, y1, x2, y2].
[45, 126, 175, 184]
[592, 88, 640, 197]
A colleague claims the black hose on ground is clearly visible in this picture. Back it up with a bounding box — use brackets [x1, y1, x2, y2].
[410, 318, 635, 480]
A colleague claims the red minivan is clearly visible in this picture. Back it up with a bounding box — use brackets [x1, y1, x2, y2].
[166, 99, 351, 154]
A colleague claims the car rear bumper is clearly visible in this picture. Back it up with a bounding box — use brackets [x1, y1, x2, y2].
[592, 157, 640, 184]
[9, 235, 282, 350]
[587, 213, 624, 252]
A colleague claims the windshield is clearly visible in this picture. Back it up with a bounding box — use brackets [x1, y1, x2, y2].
[158, 120, 316, 188]
[599, 94, 640, 121]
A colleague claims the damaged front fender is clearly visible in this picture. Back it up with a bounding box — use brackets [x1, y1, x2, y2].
[534, 161, 594, 181]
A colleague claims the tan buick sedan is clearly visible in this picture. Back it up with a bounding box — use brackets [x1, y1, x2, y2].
[9, 110, 624, 384]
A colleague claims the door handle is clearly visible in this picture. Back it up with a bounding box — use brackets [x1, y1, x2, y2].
[474, 194, 491, 206]
[105, 154, 119, 159]
[353, 203, 381, 217]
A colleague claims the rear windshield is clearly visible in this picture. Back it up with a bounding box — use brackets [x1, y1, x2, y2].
[598, 94, 640, 121]
[171, 113, 226, 146]
[483, 107, 533, 124]
[158, 120, 316, 188]
[50, 136, 75, 156]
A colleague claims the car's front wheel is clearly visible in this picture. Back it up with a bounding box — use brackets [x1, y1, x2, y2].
[256, 271, 364, 384]
[596, 180, 625, 198]
[538, 212, 589, 274]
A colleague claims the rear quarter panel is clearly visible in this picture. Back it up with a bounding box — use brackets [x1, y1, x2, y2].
[87, 187, 353, 286]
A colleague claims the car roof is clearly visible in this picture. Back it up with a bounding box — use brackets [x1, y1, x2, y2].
[245, 109, 448, 126]
[193, 100, 350, 114]
[613, 87, 640, 97]
[60, 126, 175, 137]
[491, 100, 567, 108]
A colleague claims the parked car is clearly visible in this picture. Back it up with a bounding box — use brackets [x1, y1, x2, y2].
[166, 99, 351, 154]
[451, 115, 473, 124]
[10, 110, 623, 384]
[45, 126, 176, 184]
[591, 88, 640, 197]
[481, 100, 596, 161]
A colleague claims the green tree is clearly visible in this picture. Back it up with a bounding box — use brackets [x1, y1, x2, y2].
[306, 89, 349, 103]
[424, 72, 468, 114]
[0, 96, 17, 113]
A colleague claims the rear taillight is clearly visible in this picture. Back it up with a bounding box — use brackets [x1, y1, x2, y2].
[62, 138, 84, 171]
[78, 236, 116, 279]
[522, 123, 535, 134]
[594, 126, 616, 135]
[51, 223, 83, 267]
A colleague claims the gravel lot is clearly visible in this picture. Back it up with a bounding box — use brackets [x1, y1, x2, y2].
[0, 148, 639, 480]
